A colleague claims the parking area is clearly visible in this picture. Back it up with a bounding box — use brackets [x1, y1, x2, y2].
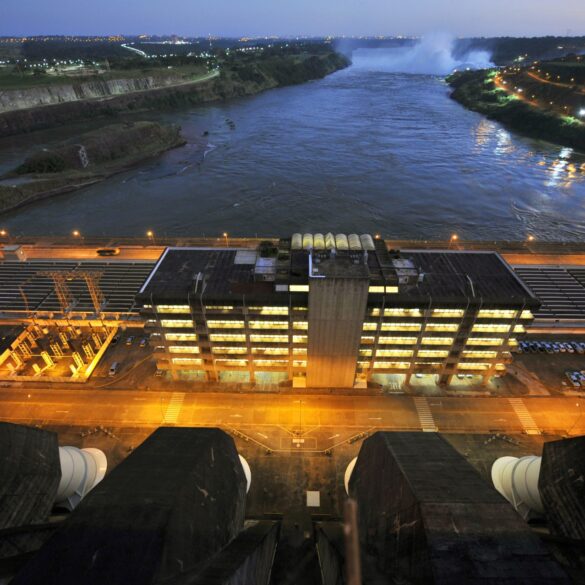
[517, 337, 585, 393]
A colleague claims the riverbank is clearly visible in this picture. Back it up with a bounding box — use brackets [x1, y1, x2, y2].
[447, 69, 585, 152]
[0, 121, 185, 214]
[0, 50, 349, 137]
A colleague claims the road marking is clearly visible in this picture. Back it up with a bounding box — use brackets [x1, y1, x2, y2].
[413, 397, 438, 432]
[162, 392, 185, 425]
[256, 432, 268, 439]
[55, 410, 69, 413]
[508, 398, 541, 435]
[327, 434, 340, 440]
[368, 417, 382, 421]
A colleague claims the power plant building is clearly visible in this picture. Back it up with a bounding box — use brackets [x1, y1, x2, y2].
[137, 235, 538, 388]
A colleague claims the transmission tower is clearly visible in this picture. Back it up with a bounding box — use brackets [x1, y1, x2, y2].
[38, 270, 105, 314]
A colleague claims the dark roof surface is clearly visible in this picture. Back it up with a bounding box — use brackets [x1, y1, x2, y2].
[138, 246, 538, 307]
[0, 423, 60, 530]
[12, 427, 247, 585]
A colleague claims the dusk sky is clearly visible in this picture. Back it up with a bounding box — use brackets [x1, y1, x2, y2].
[1, 0, 584, 37]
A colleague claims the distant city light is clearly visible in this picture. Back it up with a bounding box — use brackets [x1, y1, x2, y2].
[579, 109, 585, 118]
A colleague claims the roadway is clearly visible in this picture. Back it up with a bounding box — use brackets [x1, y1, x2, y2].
[0, 389, 582, 452]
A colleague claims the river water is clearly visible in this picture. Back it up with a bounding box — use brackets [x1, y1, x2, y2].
[1, 48, 585, 240]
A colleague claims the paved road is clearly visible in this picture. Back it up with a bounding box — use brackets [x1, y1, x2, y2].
[0, 389, 582, 452]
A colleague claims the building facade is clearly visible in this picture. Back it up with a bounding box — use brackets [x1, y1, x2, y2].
[137, 235, 539, 388]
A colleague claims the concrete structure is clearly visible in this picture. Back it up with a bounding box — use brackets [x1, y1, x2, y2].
[138, 235, 538, 387]
[347, 432, 569, 584]
[11, 427, 275, 585]
[539, 436, 585, 541]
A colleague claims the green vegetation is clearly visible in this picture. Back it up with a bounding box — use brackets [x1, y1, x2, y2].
[447, 69, 585, 152]
[0, 121, 185, 213]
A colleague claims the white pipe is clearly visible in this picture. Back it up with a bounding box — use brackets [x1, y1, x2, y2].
[239, 455, 252, 494]
[491, 455, 543, 519]
[55, 446, 107, 511]
[344, 457, 358, 495]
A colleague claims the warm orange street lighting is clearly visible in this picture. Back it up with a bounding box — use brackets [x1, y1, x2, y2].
[449, 234, 458, 249]
[72, 230, 80, 237]
[527, 235, 535, 242]
[374, 234, 381, 240]
[0, 229, 7, 237]
[223, 232, 229, 247]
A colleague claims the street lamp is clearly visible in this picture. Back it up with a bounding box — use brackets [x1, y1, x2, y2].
[449, 234, 458, 249]
[147, 230, 155, 244]
[527, 235, 535, 242]
[374, 233, 381, 240]
[223, 232, 229, 247]
[0, 229, 7, 237]
[72, 229, 81, 237]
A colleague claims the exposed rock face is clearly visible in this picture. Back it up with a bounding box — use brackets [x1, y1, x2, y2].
[0, 75, 189, 114]
[0, 52, 349, 137]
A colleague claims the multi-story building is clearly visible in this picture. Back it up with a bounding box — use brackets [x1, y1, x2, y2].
[137, 234, 539, 388]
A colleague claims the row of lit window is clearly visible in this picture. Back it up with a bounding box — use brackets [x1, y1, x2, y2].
[165, 333, 197, 341]
[359, 361, 505, 370]
[359, 349, 499, 359]
[368, 286, 399, 294]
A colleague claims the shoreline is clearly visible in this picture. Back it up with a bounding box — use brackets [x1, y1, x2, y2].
[0, 51, 350, 138]
[447, 70, 585, 153]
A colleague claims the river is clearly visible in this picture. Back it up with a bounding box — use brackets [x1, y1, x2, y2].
[1, 48, 585, 240]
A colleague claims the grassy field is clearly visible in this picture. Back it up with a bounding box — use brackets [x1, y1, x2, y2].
[0, 63, 209, 90]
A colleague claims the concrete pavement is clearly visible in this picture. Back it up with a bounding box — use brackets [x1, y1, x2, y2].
[0, 389, 582, 453]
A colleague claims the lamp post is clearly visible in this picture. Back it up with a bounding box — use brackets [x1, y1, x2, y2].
[223, 232, 229, 247]
[147, 230, 155, 245]
[449, 234, 458, 249]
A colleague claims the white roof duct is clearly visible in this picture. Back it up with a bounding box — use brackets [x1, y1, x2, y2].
[238, 455, 252, 494]
[348, 234, 362, 250]
[335, 234, 349, 250]
[55, 446, 107, 511]
[291, 233, 302, 250]
[360, 234, 376, 251]
[313, 233, 325, 250]
[344, 457, 358, 495]
[325, 232, 336, 250]
[491, 455, 544, 520]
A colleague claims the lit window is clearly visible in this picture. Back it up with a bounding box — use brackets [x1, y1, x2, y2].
[376, 349, 413, 357]
[292, 306, 308, 311]
[508, 338, 518, 347]
[250, 334, 289, 343]
[290, 284, 309, 292]
[421, 337, 454, 345]
[380, 323, 421, 331]
[172, 358, 202, 365]
[293, 335, 307, 343]
[165, 333, 197, 341]
[467, 337, 504, 346]
[293, 360, 307, 367]
[369, 286, 385, 293]
[205, 305, 235, 312]
[513, 324, 526, 333]
[215, 359, 248, 367]
[462, 350, 497, 358]
[252, 347, 289, 355]
[384, 308, 422, 317]
[363, 323, 378, 331]
[478, 309, 517, 319]
[425, 323, 458, 332]
[385, 286, 399, 293]
[168, 346, 200, 353]
[293, 347, 307, 355]
[143, 304, 152, 309]
[249, 321, 289, 329]
[378, 337, 418, 345]
[458, 363, 489, 370]
[373, 361, 410, 369]
[432, 309, 464, 318]
[161, 319, 193, 328]
[359, 349, 373, 357]
[207, 320, 245, 329]
[361, 336, 376, 344]
[417, 350, 449, 358]
[157, 305, 191, 314]
[370, 308, 381, 317]
[495, 363, 506, 371]
[293, 322, 308, 330]
[357, 361, 370, 368]
[210, 334, 246, 342]
[248, 306, 288, 315]
[254, 359, 288, 366]
[472, 324, 511, 333]
[520, 310, 534, 320]
[212, 347, 247, 354]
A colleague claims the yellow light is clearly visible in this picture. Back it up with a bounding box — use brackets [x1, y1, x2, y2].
[450, 234, 458, 241]
[72, 230, 80, 237]
[146, 230, 154, 237]
[527, 235, 535, 242]
[0, 229, 6, 236]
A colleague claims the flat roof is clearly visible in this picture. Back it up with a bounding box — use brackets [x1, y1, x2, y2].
[138, 245, 539, 308]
